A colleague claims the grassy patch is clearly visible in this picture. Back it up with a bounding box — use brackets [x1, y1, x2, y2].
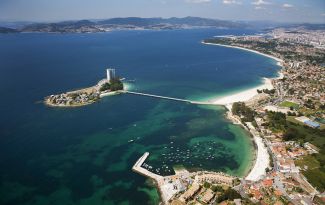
[287, 116, 325, 131]
[280, 101, 299, 109]
[287, 116, 305, 126]
[295, 155, 319, 170]
[295, 155, 325, 192]
[286, 122, 325, 147]
[301, 169, 325, 192]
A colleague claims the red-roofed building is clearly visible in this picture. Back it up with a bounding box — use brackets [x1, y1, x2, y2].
[252, 190, 263, 200]
[274, 189, 283, 196]
[262, 179, 273, 187]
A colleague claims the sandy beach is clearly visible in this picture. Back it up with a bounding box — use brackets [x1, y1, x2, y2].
[202, 42, 283, 63]
[212, 77, 274, 106]
[202, 42, 282, 181]
[245, 135, 270, 181]
[203, 41, 283, 106]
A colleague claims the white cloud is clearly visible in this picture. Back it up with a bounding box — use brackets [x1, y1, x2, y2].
[251, 0, 270, 5]
[254, 6, 265, 10]
[322, 13, 325, 16]
[185, 0, 211, 3]
[223, 0, 242, 5]
[282, 3, 293, 8]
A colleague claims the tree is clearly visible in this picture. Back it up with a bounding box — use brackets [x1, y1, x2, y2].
[203, 181, 211, 189]
[216, 189, 241, 203]
[211, 185, 223, 192]
[232, 102, 256, 122]
[100, 83, 110, 92]
[109, 77, 124, 91]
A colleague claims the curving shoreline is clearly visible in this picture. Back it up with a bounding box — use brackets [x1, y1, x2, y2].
[202, 42, 283, 63]
[203, 41, 283, 106]
[203, 41, 284, 181]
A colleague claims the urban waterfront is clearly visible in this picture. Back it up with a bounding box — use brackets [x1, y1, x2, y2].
[0, 29, 280, 205]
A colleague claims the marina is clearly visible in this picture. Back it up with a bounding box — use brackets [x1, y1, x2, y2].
[132, 152, 164, 181]
[132, 152, 237, 204]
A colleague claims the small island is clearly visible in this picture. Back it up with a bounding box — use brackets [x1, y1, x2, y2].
[45, 68, 124, 107]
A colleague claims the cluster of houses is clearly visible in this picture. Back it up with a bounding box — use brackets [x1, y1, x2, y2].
[169, 171, 236, 205]
[241, 171, 319, 205]
[46, 91, 100, 107]
[271, 28, 325, 49]
[280, 61, 325, 110]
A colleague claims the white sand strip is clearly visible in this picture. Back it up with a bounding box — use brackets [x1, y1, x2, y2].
[212, 78, 273, 105]
[202, 42, 283, 63]
[245, 135, 270, 181]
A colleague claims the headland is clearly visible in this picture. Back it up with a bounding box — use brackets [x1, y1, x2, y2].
[45, 68, 124, 107]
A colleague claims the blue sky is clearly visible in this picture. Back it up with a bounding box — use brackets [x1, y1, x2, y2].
[0, 0, 324, 23]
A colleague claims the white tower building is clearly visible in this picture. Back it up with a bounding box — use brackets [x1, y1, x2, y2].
[106, 68, 116, 82]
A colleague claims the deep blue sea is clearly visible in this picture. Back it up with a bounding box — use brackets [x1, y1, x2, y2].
[0, 29, 280, 205]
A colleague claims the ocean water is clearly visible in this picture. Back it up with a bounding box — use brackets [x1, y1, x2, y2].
[0, 29, 280, 205]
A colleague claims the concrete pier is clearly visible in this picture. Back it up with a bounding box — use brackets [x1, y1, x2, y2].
[123, 91, 215, 105]
[132, 152, 164, 181]
[132, 152, 178, 204]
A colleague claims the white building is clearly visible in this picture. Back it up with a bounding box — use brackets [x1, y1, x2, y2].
[106, 68, 116, 82]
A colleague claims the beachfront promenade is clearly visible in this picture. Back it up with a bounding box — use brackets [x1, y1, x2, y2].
[122, 91, 214, 105]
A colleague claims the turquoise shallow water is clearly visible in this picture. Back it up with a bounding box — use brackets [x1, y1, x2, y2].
[0, 29, 280, 205]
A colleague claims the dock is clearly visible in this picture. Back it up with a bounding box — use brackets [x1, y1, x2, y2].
[132, 152, 164, 181]
[122, 91, 215, 105]
[132, 152, 182, 204]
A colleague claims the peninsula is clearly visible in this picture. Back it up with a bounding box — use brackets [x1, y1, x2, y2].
[45, 68, 124, 107]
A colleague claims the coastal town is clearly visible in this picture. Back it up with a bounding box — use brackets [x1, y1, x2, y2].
[132, 26, 325, 205]
[45, 68, 124, 107]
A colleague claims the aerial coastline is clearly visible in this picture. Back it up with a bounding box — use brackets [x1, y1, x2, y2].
[127, 37, 285, 204]
[191, 29, 325, 205]
[202, 41, 284, 63]
[203, 40, 284, 182]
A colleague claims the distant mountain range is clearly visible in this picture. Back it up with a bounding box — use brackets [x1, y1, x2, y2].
[0, 27, 19, 33]
[0, 17, 248, 33]
[0, 17, 324, 34]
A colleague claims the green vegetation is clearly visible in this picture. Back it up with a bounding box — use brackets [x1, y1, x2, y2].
[211, 185, 223, 192]
[99, 78, 124, 92]
[295, 153, 325, 192]
[232, 102, 256, 122]
[99, 83, 110, 92]
[216, 188, 241, 203]
[264, 111, 287, 132]
[110, 78, 124, 91]
[257, 89, 276, 95]
[280, 101, 299, 110]
[295, 155, 319, 171]
[279, 196, 290, 205]
[203, 182, 211, 189]
[299, 161, 325, 192]
[304, 99, 315, 109]
[264, 111, 325, 191]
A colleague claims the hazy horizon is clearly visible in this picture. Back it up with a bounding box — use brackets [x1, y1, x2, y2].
[1, 16, 324, 25]
[0, 0, 324, 24]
